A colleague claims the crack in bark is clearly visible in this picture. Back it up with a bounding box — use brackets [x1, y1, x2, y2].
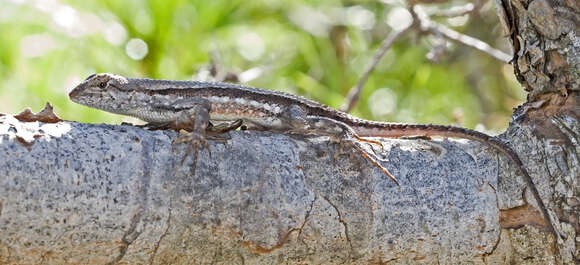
[477, 182, 504, 263]
[106, 207, 144, 265]
[149, 204, 172, 265]
[240, 227, 300, 254]
[321, 195, 354, 253]
[239, 195, 316, 255]
[106, 138, 155, 265]
[297, 195, 316, 240]
[482, 228, 503, 261]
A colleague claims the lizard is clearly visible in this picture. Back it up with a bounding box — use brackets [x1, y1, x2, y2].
[68, 73, 558, 239]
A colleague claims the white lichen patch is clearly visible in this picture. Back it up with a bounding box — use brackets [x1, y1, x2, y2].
[0, 115, 72, 144]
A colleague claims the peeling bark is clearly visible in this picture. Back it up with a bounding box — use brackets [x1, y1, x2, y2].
[494, 0, 579, 99]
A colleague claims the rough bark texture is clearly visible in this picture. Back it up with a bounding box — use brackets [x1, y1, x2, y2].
[494, 0, 579, 99]
[493, 0, 580, 262]
[498, 94, 579, 264]
[0, 106, 576, 264]
[1, 115, 505, 264]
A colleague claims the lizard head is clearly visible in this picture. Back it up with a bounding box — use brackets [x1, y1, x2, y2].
[69, 73, 131, 113]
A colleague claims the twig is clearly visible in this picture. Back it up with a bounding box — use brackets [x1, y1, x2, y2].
[415, 6, 512, 63]
[427, 0, 482, 17]
[431, 22, 511, 62]
[341, 24, 414, 112]
[342, 4, 510, 112]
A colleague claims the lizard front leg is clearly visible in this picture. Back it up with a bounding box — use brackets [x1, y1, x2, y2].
[171, 100, 212, 172]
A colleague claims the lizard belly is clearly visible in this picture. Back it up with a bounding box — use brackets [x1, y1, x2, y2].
[209, 102, 284, 129]
[129, 104, 284, 129]
[128, 108, 181, 123]
[210, 112, 283, 130]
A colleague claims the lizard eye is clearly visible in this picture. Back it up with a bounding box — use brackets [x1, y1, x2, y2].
[98, 82, 107, 88]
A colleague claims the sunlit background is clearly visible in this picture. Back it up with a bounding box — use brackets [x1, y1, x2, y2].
[0, 0, 524, 131]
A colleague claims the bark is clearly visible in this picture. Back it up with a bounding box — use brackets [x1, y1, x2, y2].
[493, 0, 580, 262]
[494, 0, 579, 99]
[0, 104, 577, 264]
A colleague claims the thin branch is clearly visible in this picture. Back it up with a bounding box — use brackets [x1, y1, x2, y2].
[432, 22, 511, 62]
[341, 24, 414, 112]
[427, 0, 482, 17]
[342, 3, 510, 112]
[429, 3, 475, 17]
[415, 6, 512, 63]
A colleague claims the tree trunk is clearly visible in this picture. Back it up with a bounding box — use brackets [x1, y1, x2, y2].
[493, 0, 580, 262]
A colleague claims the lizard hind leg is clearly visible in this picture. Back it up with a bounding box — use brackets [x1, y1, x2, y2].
[299, 115, 399, 185]
[353, 142, 399, 185]
[338, 137, 399, 185]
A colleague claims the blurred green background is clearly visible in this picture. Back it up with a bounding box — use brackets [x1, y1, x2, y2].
[0, 0, 524, 131]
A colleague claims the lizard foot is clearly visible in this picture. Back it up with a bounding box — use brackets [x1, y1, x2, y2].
[206, 119, 243, 141]
[173, 130, 211, 174]
[353, 142, 399, 185]
[333, 138, 399, 186]
[354, 135, 384, 153]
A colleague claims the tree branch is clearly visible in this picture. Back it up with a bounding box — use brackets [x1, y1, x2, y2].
[342, 3, 510, 112]
[0, 115, 539, 264]
[414, 5, 512, 63]
[341, 25, 413, 113]
[426, 0, 483, 17]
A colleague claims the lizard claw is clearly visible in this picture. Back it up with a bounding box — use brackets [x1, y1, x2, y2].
[331, 137, 398, 185]
[355, 135, 384, 153]
[355, 144, 399, 185]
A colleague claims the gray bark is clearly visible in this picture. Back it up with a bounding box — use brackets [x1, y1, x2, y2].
[0, 110, 576, 264]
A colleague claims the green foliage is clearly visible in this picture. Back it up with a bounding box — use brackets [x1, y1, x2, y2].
[0, 0, 523, 130]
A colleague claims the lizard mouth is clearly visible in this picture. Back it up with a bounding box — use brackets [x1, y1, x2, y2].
[69, 85, 104, 102]
[68, 86, 82, 100]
